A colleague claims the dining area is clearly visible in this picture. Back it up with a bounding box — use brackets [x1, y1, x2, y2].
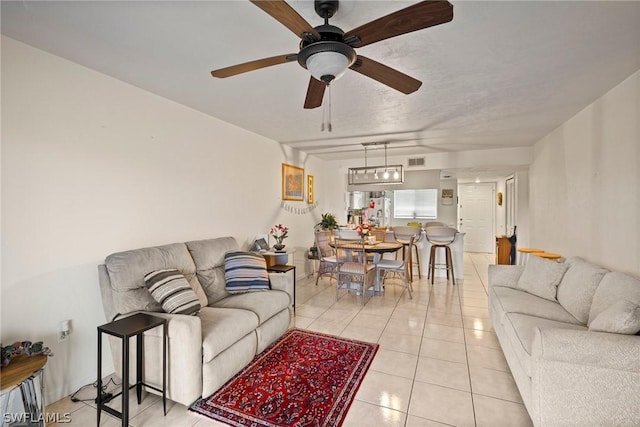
[313, 223, 464, 306]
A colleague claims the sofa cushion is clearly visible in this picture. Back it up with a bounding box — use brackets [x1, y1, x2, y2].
[516, 255, 569, 301]
[503, 313, 587, 377]
[589, 272, 640, 326]
[492, 286, 582, 325]
[211, 291, 290, 324]
[186, 237, 239, 304]
[589, 300, 640, 335]
[144, 269, 201, 315]
[556, 257, 608, 324]
[105, 242, 200, 315]
[199, 307, 259, 364]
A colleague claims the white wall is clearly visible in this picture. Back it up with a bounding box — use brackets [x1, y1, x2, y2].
[1, 36, 323, 403]
[529, 70, 639, 276]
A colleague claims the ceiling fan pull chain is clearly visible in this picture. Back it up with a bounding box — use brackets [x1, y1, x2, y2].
[322, 84, 332, 132]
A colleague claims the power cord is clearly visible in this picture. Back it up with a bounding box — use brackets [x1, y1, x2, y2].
[70, 377, 120, 403]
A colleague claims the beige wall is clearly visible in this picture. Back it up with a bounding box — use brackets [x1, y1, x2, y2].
[1, 36, 323, 403]
[529, 70, 639, 276]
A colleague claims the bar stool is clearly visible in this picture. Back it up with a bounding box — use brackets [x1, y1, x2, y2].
[425, 226, 457, 285]
[533, 252, 562, 262]
[393, 226, 422, 281]
[517, 247, 544, 265]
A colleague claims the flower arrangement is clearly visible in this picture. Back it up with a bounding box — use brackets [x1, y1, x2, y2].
[2, 341, 53, 368]
[355, 224, 371, 238]
[270, 224, 289, 246]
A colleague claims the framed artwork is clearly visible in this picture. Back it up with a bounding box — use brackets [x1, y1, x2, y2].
[282, 163, 304, 201]
[441, 188, 454, 205]
[307, 175, 315, 204]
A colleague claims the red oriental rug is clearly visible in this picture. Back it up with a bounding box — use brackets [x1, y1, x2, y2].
[189, 328, 379, 426]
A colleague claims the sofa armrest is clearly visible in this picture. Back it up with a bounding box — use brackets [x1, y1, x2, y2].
[488, 264, 524, 290]
[109, 311, 203, 406]
[269, 272, 293, 305]
[530, 328, 640, 426]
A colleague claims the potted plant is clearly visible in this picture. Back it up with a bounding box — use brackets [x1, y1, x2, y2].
[316, 213, 338, 231]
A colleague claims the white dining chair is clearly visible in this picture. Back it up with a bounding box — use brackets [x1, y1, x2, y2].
[314, 230, 338, 286]
[334, 237, 375, 305]
[375, 235, 414, 299]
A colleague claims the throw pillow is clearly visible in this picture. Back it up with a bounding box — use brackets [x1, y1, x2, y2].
[589, 300, 640, 334]
[516, 255, 569, 301]
[144, 269, 201, 315]
[224, 251, 270, 293]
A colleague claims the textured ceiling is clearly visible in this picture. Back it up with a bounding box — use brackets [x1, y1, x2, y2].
[2, 1, 640, 162]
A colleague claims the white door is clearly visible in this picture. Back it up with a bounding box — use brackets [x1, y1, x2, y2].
[458, 183, 495, 253]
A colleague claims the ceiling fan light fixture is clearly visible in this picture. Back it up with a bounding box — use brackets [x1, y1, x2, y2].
[298, 41, 356, 83]
[306, 51, 349, 82]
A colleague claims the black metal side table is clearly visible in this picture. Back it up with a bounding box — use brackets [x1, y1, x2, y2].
[97, 313, 167, 427]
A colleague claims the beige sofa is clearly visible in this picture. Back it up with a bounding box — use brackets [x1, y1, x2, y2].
[98, 236, 292, 406]
[488, 255, 640, 426]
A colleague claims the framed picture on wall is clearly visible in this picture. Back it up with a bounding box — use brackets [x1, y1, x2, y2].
[307, 175, 314, 204]
[441, 188, 454, 205]
[282, 163, 304, 201]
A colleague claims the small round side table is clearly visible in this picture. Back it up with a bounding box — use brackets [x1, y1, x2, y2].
[1, 354, 48, 426]
[533, 252, 562, 261]
[517, 248, 545, 265]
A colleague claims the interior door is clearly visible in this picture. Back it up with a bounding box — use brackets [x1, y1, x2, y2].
[458, 183, 495, 253]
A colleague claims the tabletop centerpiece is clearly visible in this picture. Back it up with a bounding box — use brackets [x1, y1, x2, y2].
[270, 224, 289, 252]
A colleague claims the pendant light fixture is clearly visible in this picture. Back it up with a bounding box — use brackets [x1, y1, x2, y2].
[347, 142, 404, 185]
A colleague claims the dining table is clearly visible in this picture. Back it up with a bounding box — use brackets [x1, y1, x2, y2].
[329, 240, 403, 293]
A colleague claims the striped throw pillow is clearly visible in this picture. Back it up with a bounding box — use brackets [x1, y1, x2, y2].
[224, 251, 270, 293]
[144, 269, 201, 315]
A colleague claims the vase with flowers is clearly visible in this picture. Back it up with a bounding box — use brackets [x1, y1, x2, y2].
[355, 224, 371, 238]
[270, 224, 289, 252]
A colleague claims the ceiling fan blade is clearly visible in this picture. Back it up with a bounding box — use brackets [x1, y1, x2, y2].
[304, 77, 326, 109]
[350, 55, 422, 94]
[250, 0, 320, 41]
[211, 54, 297, 78]
[344, 1, 453, 48]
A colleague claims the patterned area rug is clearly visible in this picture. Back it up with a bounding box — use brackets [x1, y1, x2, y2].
[190, 328, 379, 426]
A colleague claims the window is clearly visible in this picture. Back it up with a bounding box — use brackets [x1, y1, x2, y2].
[393, 189, 438, 219]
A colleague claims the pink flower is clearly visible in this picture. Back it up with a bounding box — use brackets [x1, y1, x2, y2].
[270, 224, 289, 244]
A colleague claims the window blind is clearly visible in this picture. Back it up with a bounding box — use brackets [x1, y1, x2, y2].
[393, 189, 438, 219]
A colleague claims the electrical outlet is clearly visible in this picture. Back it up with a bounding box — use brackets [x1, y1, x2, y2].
[58, 320, 71, 343]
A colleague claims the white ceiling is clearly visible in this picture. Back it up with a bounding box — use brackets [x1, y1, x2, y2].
[2, 1, 640, 163]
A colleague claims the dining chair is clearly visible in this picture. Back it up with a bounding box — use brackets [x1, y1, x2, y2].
[369, 228, 386, 243]
[337, 228, 361, 240]
[314, 230, 338, 286]
[425, 226, 457, 285]
[375, 235, 414, 299]
[424, 221, 446, 228]
[393, 225, 423, 281]
[334, 237, 375, 305]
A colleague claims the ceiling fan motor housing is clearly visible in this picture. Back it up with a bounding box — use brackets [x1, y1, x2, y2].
[298, 24, 356, 83]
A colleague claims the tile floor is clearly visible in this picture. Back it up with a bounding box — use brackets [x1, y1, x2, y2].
[45, 253, 533, 426]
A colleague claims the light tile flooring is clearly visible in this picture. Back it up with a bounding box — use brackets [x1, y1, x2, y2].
[46, 253, 533, 427]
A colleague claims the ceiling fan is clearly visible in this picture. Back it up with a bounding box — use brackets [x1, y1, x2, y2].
[211, 0, 454, 109]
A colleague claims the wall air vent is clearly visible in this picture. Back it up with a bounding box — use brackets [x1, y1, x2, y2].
[407, 157, 425, 167]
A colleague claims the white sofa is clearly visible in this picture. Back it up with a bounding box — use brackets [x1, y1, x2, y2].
[488, 255, 640, 426]
[98, 236, 292, 406]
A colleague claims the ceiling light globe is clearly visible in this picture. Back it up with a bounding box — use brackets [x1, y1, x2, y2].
[394, 170, 400, 179]
[306, 51, 350, 82]
[383, 171, 390, 179]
